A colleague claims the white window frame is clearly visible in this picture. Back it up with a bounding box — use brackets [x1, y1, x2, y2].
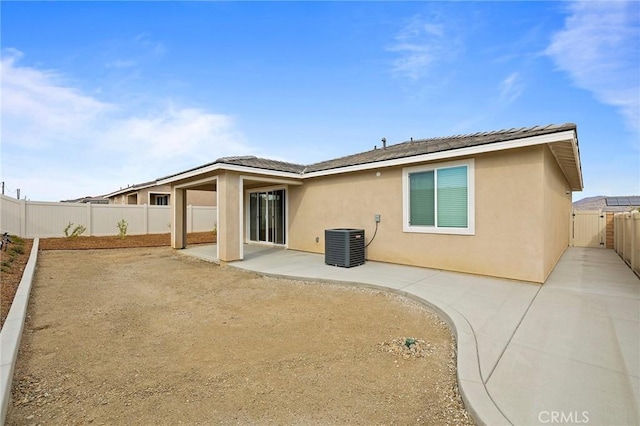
[243, 184, 288, 247]
[402, 158, 475, 235]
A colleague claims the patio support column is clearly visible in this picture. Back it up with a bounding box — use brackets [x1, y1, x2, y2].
[171, 187, 187, 249]
[217, 171, 242, 262]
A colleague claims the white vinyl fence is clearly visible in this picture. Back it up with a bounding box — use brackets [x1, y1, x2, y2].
[0, 195, 216, 238]
[614, 211, 640, 277]
[571, 210, 606, 248]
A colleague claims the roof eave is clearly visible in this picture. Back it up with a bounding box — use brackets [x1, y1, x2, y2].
[104, 183, 157, 198]
[156, 127, 584, 189]
[547, 130, 583, 191]
[157, 162, 303, 185]
[301, 130, 583, 182]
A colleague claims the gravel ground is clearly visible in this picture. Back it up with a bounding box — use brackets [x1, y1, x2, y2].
[7, 244, 474, 425]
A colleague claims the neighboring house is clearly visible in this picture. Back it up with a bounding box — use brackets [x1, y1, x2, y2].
[573, 195, 640, 212]
[105, 181, 216, 207]
[159, 123, 583, 283]
[60, 195, 109, 204]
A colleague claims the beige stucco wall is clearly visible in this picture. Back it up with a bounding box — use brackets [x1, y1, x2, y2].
[139, 186, 169, 205]
[187, 190, 217, 206]
[288, 145, 562, 283]
[542, 145, 573, 280]
[162, 143, 573, 282]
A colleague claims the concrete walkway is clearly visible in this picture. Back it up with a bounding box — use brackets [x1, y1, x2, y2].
[182, 245, 639, 425]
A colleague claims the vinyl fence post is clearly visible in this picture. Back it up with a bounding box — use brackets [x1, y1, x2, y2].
[613, 214, 619, 253]
[144, 203, 149, 235]
[86, 203, 92, 236]
[631, 212, 638, 274]
[624, 213, 630, 264]
[20, 199, 26, 238]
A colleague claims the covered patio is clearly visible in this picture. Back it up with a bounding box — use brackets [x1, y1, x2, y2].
[181, 243, 284, 264]
[157, 157, 304, 263]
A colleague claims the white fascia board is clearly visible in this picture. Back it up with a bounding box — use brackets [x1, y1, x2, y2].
[158, 163, 302, 185]
[174, 176, 218, 189]
[301, 130, 578, 179]
[158, 164, 224, 185]
[215, 164, 303, 180]
[104, 182, 158, 198]
[571, 136, 584, 190]
[239, 175, 303, 186]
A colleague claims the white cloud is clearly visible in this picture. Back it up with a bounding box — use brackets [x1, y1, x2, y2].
[1, 49, 112, 149]
[499, 72, 523, 103]
[1, 50, 250, 201]
[388, 14, 459, 81]
[546, 1, 640, 132]
[104, 106, 246, 163]
[134, 32, 166, 57]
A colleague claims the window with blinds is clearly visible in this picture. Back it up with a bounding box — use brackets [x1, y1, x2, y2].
[404, 160, 474, 235]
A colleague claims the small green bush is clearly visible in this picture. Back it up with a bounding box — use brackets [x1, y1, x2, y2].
[1, 233, 26, 273]
[9, 245, 24, 255]
[64, 222, 86, 238]
[117, 219, 128, 240]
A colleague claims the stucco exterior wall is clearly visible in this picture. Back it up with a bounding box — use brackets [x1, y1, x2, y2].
[217, 171, 241, 261]
[288, 146, 550, 282]
[140, 186, 169, 205]
[542, 145, 573, 280]
[187, 190, 217, 206]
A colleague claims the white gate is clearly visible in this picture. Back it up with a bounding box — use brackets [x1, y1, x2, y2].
[571, 210, 606, 248]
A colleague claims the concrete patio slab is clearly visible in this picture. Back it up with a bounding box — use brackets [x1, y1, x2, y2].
[486, 343, 638, 425]
[487, 248, 639, 425]
[181, 244, 639, 425]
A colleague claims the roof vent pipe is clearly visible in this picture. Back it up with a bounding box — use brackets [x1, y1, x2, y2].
[382, 137, 387, 149]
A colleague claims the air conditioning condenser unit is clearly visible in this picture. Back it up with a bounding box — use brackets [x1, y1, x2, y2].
[324, 228, 365, 268]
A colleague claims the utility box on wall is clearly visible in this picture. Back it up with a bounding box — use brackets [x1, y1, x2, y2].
[324, 228, 365, 268]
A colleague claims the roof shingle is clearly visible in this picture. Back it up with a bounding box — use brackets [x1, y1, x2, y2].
[305, 123, 576, 173]
[217, 156, 305, 173]
[157, 123, 579, 183]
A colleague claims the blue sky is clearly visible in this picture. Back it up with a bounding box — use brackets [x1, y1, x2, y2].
[1, 1, 638, 202]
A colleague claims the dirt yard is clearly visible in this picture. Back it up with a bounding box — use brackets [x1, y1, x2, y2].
[8, 246, 473, 425]
[1, 232, 215, 330]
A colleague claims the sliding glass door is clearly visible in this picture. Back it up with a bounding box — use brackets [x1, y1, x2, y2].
[249, 189, 285, 245]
